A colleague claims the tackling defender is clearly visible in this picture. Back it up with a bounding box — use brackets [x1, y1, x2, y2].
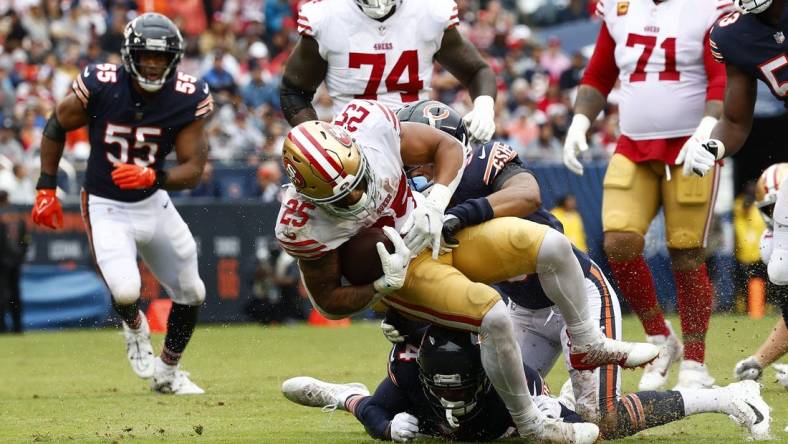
[274, 99, 659, 443]
[563, 0, 732, 390]
[393, 100, 771, 440]
[281, 0, 497, 142]
[282, 325, 583, 442]
[31, 13, 212, 394]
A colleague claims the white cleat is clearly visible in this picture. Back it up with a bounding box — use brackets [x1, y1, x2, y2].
[521, 416, 600, 444]
[570, 332, 659, 371]
[150, 357, 204, 395]
[122, 312, 155, 379]
[673, 360, 716, 390]
[726, 380, 772, 441]
[282, 376, 369, 411]
[639, 321, 683, 391]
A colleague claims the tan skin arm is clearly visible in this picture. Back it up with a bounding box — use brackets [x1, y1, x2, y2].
[488, 171, 542, 218]
[399, 121, 464, 188]
[39, 93, 89, 177]
[710, 64, 757, 157]
[165, 117, 209, 190]
[298, 252, 377, 319]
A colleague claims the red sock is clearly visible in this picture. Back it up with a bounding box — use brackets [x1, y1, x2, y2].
[673, 264, 714, 363]
[609, 257, 669, 337]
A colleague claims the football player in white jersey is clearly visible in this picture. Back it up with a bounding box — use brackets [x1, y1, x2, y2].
[274, 99, 661, 444]
[280, 0, 497, 143]
[563, 0, 732, 391]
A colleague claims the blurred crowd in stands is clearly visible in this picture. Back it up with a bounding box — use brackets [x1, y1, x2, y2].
[0, 0, 615, 203]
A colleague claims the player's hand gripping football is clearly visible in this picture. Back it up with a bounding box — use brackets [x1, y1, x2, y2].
[31, 189, 63, 230]
[111, 163, 157, 189]
[462, 95, 495, 143]
[563, 114, 590, 176]
[401, 185, 453, 259]
[390, 412, 419, 442]
[373, 226, 412, 295]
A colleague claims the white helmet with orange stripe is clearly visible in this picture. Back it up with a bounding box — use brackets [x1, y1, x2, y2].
[282, 120, 378, 219]
[755, 163, 788, 227]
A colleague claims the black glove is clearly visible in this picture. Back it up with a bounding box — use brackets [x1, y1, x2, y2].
[442, 215, 464, 249]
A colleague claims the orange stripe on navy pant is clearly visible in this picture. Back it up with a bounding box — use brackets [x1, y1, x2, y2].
[589, 264, 618, 414]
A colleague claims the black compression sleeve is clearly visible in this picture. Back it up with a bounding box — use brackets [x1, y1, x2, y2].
[280, 78, 317, 122]
[43, 113, 67, 143]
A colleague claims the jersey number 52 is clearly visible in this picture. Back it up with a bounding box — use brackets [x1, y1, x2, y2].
[349, 50, 423, 101]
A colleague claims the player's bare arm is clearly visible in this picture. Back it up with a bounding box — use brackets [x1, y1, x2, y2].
[710, 64, 757, 157]
[572, 85, 607, 121]
[488, 171, 541, 218]
[165, 118, 209, 190]
[434, 27, 496, 101]
[298, 251, 377, 318]
[280, 36, 327, 127]
[40, 93, 89, 177]
[399, 121, 464, 187]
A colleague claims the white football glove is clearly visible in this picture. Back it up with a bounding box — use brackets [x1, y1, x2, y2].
[390, 412, 419, 442]
[533, 395, 562, 419]
[381, 319, 405, 343]
[373, 226, 412, 294]
[734, 356, 764, 381]
[563, 114, 590, 176]
[773, 363, 788, 389]
[462, 95, 496, 143]
[676, 116, 720, 177]
[401, 184, 453, 259]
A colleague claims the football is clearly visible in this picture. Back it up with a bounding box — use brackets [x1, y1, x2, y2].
[339, 227, 394, 285]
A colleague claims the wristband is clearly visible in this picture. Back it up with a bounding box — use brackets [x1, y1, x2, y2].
[36, 173, 57, 190]
[446, 197, 493, 228]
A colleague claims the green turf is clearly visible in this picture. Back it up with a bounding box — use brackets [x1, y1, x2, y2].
[0, 315, 785, 443]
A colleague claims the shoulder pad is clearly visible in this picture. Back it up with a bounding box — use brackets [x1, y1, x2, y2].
[297, 0, 327, 38]
[427, 0, 460, 31]
[71, 64, 120, 109]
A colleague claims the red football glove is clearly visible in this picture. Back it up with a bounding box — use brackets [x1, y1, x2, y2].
[31, 189, 64, 230]
[112, 163, 157, 189]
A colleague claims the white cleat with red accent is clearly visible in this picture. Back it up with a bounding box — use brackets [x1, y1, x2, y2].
[570, 332, 659, 371]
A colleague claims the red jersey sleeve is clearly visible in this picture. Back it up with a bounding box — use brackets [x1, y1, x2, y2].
[580, 22, 619, 96]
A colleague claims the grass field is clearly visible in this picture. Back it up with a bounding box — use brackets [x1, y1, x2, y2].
[0, 315, 786, 443]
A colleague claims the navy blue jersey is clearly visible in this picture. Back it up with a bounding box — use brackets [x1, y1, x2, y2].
[452, 141, 591, 310]
[351, 334, 580, 441]
[710, 6, 788, 102]
[72, 64, 213, 202]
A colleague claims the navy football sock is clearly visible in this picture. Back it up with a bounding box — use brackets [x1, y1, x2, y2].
[161, 303, 200, 365]
[603, 391, 685, 439]
[113, 301, 141, 329]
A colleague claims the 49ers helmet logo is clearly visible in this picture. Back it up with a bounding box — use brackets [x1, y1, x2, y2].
[322, 123, 354, 147]
[283, 157, 306, 189]
[422, 104, 451, 129]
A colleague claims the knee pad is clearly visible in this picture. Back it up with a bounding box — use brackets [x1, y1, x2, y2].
[173, 271, 206, 305]
[537, 229, 574, 272]
[108, 276, 141, 305]
[768, 249, 788, 285]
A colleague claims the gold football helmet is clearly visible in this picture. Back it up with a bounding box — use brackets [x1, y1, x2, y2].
[756, 163, 788, 227]
[282, 121, 377, 218]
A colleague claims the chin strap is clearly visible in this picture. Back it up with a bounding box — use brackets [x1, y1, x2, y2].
[445, 407, 460, 428]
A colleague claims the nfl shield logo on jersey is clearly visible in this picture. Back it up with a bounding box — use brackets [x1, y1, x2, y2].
[774, 31, 785, 45]
[617, 0, 629, 16]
